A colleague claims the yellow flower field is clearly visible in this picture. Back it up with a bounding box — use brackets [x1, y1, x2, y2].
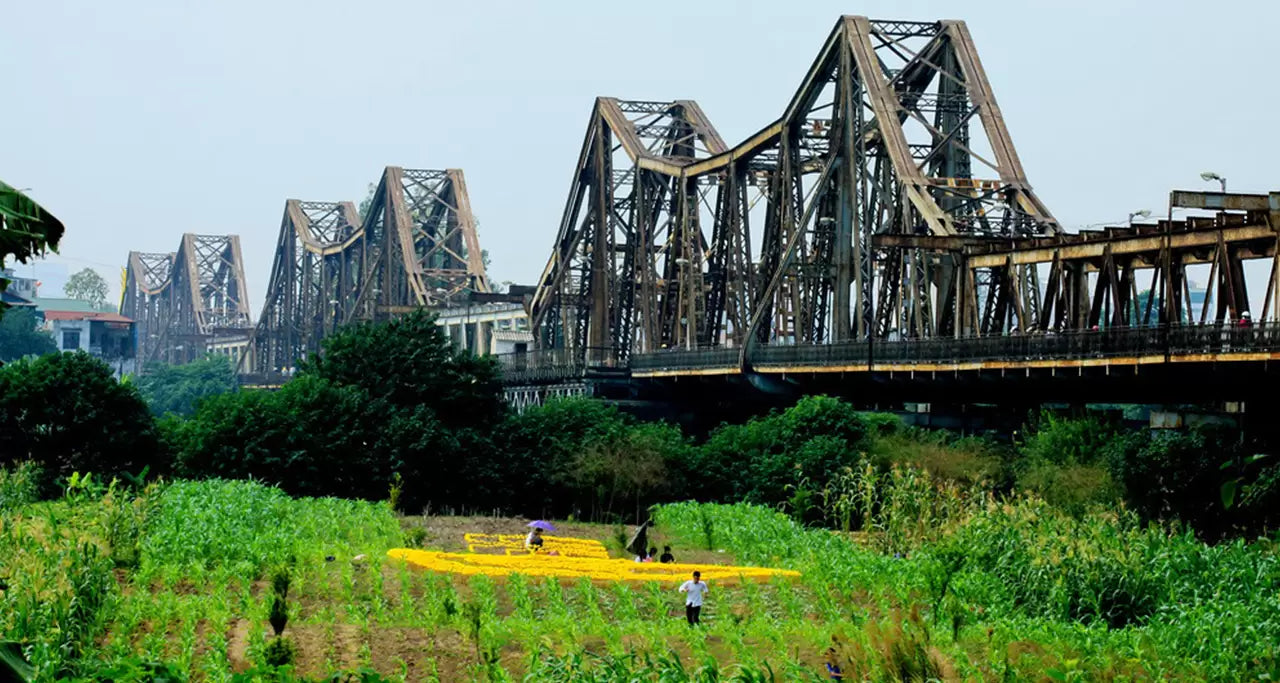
[464, 533, 610, 559]
[388, 548, 800, 584]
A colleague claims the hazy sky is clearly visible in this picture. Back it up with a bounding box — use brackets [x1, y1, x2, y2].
[5, 0, 1277, 312]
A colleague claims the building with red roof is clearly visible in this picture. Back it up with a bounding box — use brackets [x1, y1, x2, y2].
[30, 296, 137, 377]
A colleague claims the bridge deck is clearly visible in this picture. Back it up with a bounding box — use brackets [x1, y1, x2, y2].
[499, 324, 1280, 386]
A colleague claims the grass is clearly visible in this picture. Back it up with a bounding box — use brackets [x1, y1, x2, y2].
[1, 475, 1278, 681]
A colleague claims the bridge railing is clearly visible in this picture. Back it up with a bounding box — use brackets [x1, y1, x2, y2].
[495, 346, 620, 384]
[501, 323, 1280, 383]
[630, 346, 740, 373]
[755, 323, 1280, 368]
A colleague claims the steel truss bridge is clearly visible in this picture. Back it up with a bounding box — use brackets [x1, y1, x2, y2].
[241, 166, 490, 380]
[505, 16, 1280, 409]
[121, 234, 253, 365]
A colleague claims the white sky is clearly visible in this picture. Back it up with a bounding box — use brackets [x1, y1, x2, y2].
[4, 0, 1277, 311]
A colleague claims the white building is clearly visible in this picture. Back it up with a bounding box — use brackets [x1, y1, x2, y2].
[34, 300, 137, 377]
[434, 301, 531, 356]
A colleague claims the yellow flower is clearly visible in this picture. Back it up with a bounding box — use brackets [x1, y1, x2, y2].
[387, 548, 800, 584]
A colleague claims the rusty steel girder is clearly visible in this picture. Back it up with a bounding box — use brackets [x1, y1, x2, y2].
[245, 166, 490, 375]
[528, 16, 1063, 364]
[121, 234, 253, 365]
[121, 250, 175, 362]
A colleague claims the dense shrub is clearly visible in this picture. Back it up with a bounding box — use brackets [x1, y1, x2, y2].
[688, 396, 872, 505]
[0, 307, 56, 361]
[167, 310, 505, 511]
[494, 398, 689, 521]
[298, 309, 505, 432]
[168, 376, 400, 500]
[0, 351, 162, 493]
[136, 354, 238, 416]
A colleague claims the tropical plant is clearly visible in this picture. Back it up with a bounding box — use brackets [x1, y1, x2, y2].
[0, 181, 64, 316]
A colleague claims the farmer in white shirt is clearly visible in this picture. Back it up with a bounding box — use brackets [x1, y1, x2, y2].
[678, 571, 708, 626]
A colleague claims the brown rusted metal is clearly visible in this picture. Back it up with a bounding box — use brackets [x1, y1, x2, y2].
[242, 167, 490, 376]
[121, 235, 254, 365]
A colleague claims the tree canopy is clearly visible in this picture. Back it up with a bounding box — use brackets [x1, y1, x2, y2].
[0, 351, 161, 492]
[136, 355, 238, 416]
[64, 268, 110, 310]
[170, 310, 508, 510]
[0, 307, 56, 361]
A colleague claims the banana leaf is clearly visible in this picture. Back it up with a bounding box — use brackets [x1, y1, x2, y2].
[0, 181, 64, 314]
[0, 181, 63, 264]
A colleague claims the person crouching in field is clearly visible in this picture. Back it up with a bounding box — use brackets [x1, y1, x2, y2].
[824, 647, 844, 680]
[525, 527, 544, 552]
[678, 571, 708, 626]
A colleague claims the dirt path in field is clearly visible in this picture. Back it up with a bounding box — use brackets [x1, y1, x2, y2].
[225, 619, 250, 672]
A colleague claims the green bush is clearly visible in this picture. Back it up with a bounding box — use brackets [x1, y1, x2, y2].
[136, 354, 238, 416]
[690, 396, 871, 505]
[262, 636, 295, 667]
[0, 351, 162, 495]
[169, 376, 405, 501]
[165, 310, 506, 511]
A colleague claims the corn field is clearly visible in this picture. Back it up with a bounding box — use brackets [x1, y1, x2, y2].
[1, 468, 1278, 681]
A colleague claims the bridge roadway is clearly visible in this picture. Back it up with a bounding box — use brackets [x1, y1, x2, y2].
[498, 324, 1280, 406]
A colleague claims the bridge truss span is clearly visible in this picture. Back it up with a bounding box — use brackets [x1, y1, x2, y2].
[245, 166, 491, 376]
[528, 16, 1064, 367]
[121, 234, 253, 364]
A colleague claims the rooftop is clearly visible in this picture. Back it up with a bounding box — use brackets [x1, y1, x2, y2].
[30, 297, 116, 314]
[42, 310, 134, 323]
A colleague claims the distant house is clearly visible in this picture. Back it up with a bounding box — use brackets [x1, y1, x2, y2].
[30, 297, 137, 377]
[1, 269, 39, 310]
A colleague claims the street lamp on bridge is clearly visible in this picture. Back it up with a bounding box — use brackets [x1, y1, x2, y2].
[1128, 209, 1151, 226]
[1200, 171, 1227, 193]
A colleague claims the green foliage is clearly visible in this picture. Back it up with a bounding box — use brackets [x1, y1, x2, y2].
[0, 308, 55, 362]
[0, 181, 64, 314]
[1018, 461, 1120, 514]
[262, 636, 296, 667]
[1020, 411, 1120, 467]
[0, 351, 161, 495]
[689, 396, 871, 505]
[99, 480, 161, 569]
[168, 376, 405, 500]
[138, 479, 400, 579]
[168, 310, 504, 511]
[136, 355, 237, 416]
[657, 499, 1280, 680]
[63, 268, 109, 310]
[0, 462, 41, 511]
[298, 309, 505, 431]
[2, 541, 116, 679]
[492, 397, 695, 521]
[1104, 424, 1239, 536]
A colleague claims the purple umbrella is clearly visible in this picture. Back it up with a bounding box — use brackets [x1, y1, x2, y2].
[527, 520, 556, 532]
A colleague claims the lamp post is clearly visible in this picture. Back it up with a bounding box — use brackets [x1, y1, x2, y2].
[1127, 209, 1151, 226]
[1200, 171, 1227, 193]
